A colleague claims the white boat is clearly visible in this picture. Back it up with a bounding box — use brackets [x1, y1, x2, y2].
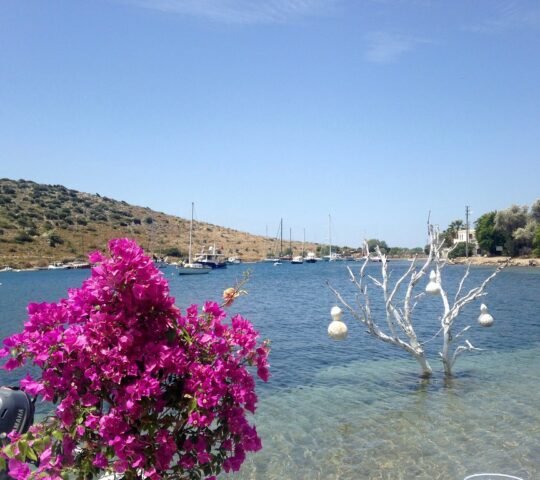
[193, 245, 227, 269]
[178, 262, 211, 275]
[178, 203, 211, 276]
[0, 266, 13, 272]
[291, 229, 306, 264]
[48, 262, 69, 270]
[67, 261, 91, 269]
[305, 252, 317, 263]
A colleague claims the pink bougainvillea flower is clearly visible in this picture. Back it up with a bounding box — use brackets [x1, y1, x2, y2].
[8, 459, 31, 480]
[0, 238, 270, 480]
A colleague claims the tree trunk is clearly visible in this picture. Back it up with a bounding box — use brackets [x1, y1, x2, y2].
[414, 353, 433, 378]
[441, 327, 453, 376]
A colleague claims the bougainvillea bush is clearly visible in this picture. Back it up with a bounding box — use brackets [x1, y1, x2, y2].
[0, 238, 270, 480]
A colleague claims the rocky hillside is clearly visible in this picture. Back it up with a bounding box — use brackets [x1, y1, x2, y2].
[0, 179, 319, 268]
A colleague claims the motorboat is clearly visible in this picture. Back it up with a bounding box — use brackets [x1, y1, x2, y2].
[193, 246, 227, 269]
[48, 262, 69, 270]
[177, 262, 211, 275]
[304, 252, 317, 263]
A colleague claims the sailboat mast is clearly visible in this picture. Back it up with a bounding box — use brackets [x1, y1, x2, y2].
[302, 228, 305, 257]
[289, 228, 292, 258]
[280, 218, 283, 257]
[188, 202, 194, 264]
[329, 214, 332, 258]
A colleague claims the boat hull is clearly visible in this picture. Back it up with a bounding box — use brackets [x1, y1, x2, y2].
[195, 261, 227, 269]
[177, 264, 211, 275]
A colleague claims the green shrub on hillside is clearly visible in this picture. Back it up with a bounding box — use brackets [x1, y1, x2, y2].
[163, 247, 182, 257]
[49, 233, 64, 247]
[14, 231, 34, 243]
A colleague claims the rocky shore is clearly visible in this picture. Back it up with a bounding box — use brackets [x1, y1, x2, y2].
[450, 256, 539, 267]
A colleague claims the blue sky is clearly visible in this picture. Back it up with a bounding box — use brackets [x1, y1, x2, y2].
[1, 0, 539, 248]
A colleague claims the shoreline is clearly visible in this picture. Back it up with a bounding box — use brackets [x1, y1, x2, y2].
[449, 256, 539, 267]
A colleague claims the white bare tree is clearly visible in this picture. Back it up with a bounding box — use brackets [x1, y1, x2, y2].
[328, 224, 507, 377]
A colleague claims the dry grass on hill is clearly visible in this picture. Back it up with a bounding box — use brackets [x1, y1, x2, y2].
[0, 179, 320, 268]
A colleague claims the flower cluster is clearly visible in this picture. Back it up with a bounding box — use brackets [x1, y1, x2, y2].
[0, 238, 270, 480]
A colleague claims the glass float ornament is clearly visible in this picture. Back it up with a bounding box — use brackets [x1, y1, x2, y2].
[478, 303, 494, 327]
[425, 270, 440, 295]
[328, 305, 348, 340]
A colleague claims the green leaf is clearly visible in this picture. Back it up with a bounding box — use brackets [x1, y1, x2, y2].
[18, 441, 29, 459]
[26, 447, 38, 462]
[3, 443, 15, 458]
[52, 430, 64, 441]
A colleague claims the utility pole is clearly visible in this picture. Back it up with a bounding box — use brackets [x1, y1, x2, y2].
[465, 205, 470, 257]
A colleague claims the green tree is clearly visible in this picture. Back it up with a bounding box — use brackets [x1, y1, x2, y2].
[448, 242, 469, 259]
[367, 239, 389, 254]
[494, 205, 528, 255]
[530, 199, 540, 223]
[318, 245, 340, 256]
[442, 219, 463, 247]
[475, 211, 505, 255]
[533, 226, 540, 257]
[513, 221, 536, 255]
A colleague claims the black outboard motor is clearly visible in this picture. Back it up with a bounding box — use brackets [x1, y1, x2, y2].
[0, 387, 35, 480]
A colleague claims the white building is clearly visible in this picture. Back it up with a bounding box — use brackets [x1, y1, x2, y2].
[454, 228, 479, 254]
[455, 228, 474, 244]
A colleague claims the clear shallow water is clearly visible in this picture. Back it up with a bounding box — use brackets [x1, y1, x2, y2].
[1, 261, 539, 479]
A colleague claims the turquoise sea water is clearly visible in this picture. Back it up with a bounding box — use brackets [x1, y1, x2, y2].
[1, 262, 539, 480]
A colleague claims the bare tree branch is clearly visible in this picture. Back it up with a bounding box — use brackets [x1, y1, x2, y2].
[328, 224, 506, 378]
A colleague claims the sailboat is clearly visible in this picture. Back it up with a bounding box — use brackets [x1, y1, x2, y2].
[279, 221, 292, 262]
[264, 218, 283, 262]
[323, 214, 333, 261]
[323, 214, 343, 261]
[177, 203, 211, 275]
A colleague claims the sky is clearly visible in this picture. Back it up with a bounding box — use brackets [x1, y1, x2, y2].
[1, 0, 539, 248]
